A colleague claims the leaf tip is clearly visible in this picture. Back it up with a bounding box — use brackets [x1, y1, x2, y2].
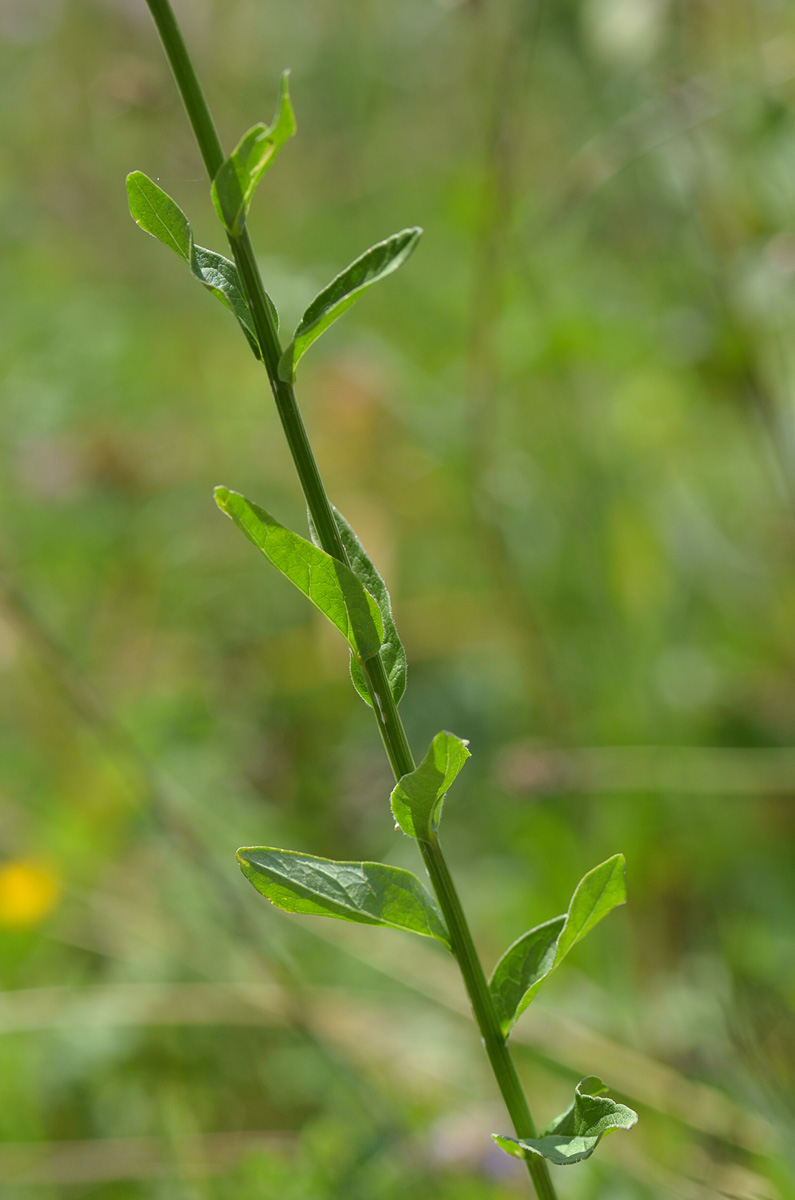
[214, 485, 232, 514]
[492, 1133, 523, 1159]
[125, 170, 145, 214]
[278, 69, 297, 129]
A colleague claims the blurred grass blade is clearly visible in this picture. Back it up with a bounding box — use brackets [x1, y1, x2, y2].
[390, 731, 470, 841]
[126, 170, 270, 357]
[212, 71, 296, 236]
[309, 507, 407, 707]
[215, 487, 383, 663]
[490, 855, 626, 1036]
[278, 228, 422, 382]
[493, 1076, 637, 1166]
[237, 847, 451, 947]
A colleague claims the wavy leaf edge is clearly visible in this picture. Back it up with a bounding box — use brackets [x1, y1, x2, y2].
[493, 1076, 638, 1166]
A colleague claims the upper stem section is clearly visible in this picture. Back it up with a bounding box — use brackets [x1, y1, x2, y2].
[144, 0, 224, 179]
[142, 0, 410, 770]
[143, 0, 345, 566]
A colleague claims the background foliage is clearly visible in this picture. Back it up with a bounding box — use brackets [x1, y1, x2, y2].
[1, 0, 794, 1196]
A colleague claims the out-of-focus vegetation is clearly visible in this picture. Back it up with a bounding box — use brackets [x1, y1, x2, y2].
[1, 0, 794, 1196]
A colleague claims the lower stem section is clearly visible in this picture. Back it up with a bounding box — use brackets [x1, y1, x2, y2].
[420, 837, 557, 1200]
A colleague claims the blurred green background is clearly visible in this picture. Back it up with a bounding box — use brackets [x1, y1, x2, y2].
[1, 0, 794, 1196]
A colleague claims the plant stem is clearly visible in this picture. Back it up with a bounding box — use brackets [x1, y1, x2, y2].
[419, 836, 557, 1200]
[142, 3, 557, 1195]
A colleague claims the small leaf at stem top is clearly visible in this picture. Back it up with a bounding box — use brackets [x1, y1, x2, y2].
[489, 854, 626, 1037]
[308, 506, 407, 708]
[215, 486, 383, 663]
[278, 227, 422, 382]
[390, 731, 470, 841]
[238, 846, 451, 948]
[211, 71, 296, 236]
[493, 1076, 637, 1166]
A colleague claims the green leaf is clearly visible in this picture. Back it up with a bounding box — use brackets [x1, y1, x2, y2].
[237, 847, 450, 948]
[489, 916, 565, 1036]
[489, 855, 626, 1037]
[493, 1076, 637, 1166]
[212, 71, 296, 236]
[278, 227, 422, 382]
[308, 507, 407, 708]
[126, 170, 272, 358]
[190, 245, 264, 356]
[390, 731, 470, 841]
[554, 852, 626, 961]
[214, 487, 383, 663]
[127, 168, 191, 261]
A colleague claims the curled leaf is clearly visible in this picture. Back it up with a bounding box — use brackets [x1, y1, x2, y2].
[390, 731, 470, 841]
[493, 1076, 637, 1166]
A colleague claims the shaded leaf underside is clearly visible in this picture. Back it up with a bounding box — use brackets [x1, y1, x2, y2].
[308, 506, 407, 709]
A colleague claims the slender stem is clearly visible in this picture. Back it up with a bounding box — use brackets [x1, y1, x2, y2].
[143, 0, 224, 179]
[419, 836, 556, 1199]
[143, 1, 344, 563]
[232, 226, 346, 560]
[141, 4, 557, 1195]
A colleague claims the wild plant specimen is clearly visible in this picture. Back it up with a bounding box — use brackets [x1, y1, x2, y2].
[129, 3, 637, 1194]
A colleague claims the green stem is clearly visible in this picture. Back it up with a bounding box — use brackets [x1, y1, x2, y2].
[142, 4, 557, 1196]
[143, 0, 344, 563]
[420, 836, 556, 1200]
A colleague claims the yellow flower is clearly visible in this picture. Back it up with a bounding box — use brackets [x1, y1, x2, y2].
[0, 859, 61, 927]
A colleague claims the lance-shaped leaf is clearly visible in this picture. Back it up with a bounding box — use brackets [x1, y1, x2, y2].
[493, 1076, 637, 1166]
[237, 847, 450, 948]
[391, 731, 470, 841]
[489, 854, 626, 1037]
[126, 170, 274, 358]
[309, 507, 407, 708]
[127, 168, 192, 259]
[212, 71, 296, 236]
[215, 487, 383, 663]
[278, 227, 422, 382]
